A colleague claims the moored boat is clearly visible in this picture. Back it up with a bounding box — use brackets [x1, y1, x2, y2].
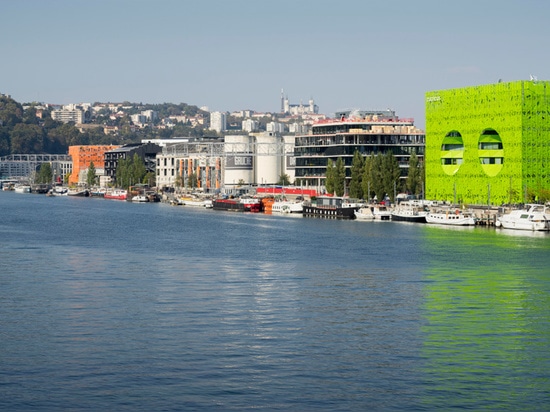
[426, 208, 476, 226]
[213, 197, 262, 212]
[271, 199, 304, 214]
[14, 184, 31, 193]
[131, 194, 150, 203]
[303, 196, 360, 219]
[391, 202, 428, 223]
[354, 207, 375, 220]
[104, 189, 128, 201]
[67, 188, 90, 197]
[496, 204, 549, 231]
[371, 204, 392, 221]
[175, 195, 213, 208]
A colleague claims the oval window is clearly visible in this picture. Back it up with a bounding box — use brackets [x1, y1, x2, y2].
[478, 128, 503, 177]
[440, 131, 464, 175]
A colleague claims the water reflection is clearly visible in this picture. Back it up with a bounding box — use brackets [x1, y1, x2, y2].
[420, 227, 550, 410]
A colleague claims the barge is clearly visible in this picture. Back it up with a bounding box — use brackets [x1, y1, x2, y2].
[302, 196, 360, 219]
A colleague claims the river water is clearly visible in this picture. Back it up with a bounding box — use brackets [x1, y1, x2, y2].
[1, 191, 549, 411]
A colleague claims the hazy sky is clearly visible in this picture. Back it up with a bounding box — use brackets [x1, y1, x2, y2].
[2, 0, 549, 128]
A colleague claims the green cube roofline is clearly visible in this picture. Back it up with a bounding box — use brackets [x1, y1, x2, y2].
[425, 80, 550, 205]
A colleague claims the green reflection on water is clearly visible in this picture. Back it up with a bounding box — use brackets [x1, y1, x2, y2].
[420, 226, 550, 410]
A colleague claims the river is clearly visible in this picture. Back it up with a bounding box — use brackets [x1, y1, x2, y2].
[1, 191, 549, 410]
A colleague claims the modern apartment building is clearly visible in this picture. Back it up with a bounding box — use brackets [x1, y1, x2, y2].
[51, 108, 85, 124]
[293, 110, 425, 190]
[104, 143, 162, 184]
[425, 79, 550, 205]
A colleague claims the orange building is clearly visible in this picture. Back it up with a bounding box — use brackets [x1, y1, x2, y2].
[68, 145, 120, 185]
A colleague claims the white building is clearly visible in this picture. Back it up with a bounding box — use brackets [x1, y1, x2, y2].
[131, 114, 147, 124]
[141, 110, 158, 122]
[51, 108, 85, 124]
[266, 122, 285, 134]
[242, 118, 259, 133]
[210, 111, 227, 133]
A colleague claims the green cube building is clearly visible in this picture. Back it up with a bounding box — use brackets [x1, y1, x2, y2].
[425, 80, 550, 205]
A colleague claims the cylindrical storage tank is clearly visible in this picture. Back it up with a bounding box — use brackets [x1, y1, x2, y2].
[255, 134, 280, 185]
[224, 135, 254, 186]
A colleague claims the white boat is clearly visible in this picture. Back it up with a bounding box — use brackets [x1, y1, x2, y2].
[183, 198, 213, 208]
[391, 202, 428, 223]
[272, 200, 303, 214]
[176, 196, 213, 208]
[496, 204, 549, 231]
[132, 194, 150, 203]
[354, 207, 375, 220]
[14, 184, 31, 193]
[426, 208, 477, 226]
[371, 204, 392, 220]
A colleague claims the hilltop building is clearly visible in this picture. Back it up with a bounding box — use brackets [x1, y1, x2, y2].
[425, 79, 550, 205]
[51, 106, 88, 124]
[293, 110, 425, 190]
[210, 111, 227, 133]
[281, 90, 318, 115]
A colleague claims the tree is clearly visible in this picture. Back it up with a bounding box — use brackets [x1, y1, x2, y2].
[115, 154, 147, 189]
[325, 159, 335, 195]
[10, 123, 44, 153]
[362, 155, 374, 201]
[187, 173, 198, 189]
[277, 173, 292, 186]
[0, 127, 10, 156]
[371, 154, 385, 202]
[35, 162, 53, 184]
[0, 95, 24, 128]
[87, 161, 96, 187]
[406, 151, 422, 196]
[334, 157, 346, 197]
[349, 150, 364, 199]
[381, 151, 402, 203]
[131, 153, 146, 184]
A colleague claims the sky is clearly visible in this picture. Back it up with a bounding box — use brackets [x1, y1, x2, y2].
[2, 0, 550, 129]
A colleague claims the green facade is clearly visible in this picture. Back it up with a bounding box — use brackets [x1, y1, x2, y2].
[425, 80, 550, 205]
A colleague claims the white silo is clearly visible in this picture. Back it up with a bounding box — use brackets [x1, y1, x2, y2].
[224, 135, 254, 187]
[255, 133, 280, 185]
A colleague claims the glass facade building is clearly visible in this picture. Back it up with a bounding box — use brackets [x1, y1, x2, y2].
[425, 80, 550, 205]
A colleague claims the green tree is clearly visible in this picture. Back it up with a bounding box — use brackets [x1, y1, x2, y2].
[35, 162, 53, 184]
[277, 173, 292, 185]
[187, 173, 198, 189]
[334, 157, 346, 197]
[349, 150, 364, 199]
[381, 151, 402, 203]
[115, 155, 146, 189]
[0, 95, 24, 128]
[325, 159, 335, 195]
[116, 157, 131, 188]
[87, 161, 96, 187]
[406, 151, 421, 196]
[361, 155, 374, 201]
[371, 154, 385, 202]
[10, 123, 44, 153]
[131, 153, 147, 184]
[0, 127, 10, 156]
